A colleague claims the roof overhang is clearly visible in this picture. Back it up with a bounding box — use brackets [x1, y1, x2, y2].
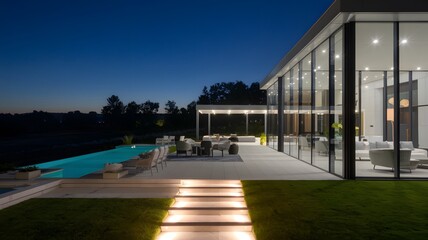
[260, 0, 428, 89]
[196, 105, 267, 115]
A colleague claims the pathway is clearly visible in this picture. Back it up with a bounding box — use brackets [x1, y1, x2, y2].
[157, 179, 255, 240]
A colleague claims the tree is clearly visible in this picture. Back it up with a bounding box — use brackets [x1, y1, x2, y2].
[197, 81, 266, 105]
[141, 100, 159, 114]
[101, 95, 124, 127]
[102, 95, 124, 115]
[165, 100, 179, 114]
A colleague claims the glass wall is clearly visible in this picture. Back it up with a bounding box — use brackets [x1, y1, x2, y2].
[400, 23, 428, 178]
[355, 23, 395, 178]
[290, 65, 300, 158]
[312, 40, 330, 171]
[267, 83, 278, 150]
[299, 54, 312, 163]
[283, 72, 291, 154]
[332, 29, 343, 175]
[265, 21, 428, 179]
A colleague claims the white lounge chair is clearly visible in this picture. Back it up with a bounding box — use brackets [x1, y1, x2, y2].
[369, 149, 419, 173]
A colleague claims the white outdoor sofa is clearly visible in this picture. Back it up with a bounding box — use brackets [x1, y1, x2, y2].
[202, 135, 256, 142]
[356, 141, 427, 161]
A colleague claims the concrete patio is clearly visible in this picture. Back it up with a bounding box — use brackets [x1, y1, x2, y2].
[129, 143, 340, 180]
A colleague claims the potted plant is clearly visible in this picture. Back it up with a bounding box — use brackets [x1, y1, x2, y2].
[122, 135, 134, 145]
[15, 166, 41, 180]
[260, 133, 267, 145]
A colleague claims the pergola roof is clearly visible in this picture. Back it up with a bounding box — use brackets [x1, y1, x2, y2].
[196, 104, 267, 115]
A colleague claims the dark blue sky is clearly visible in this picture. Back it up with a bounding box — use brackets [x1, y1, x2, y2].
[0, 0, 333, 113]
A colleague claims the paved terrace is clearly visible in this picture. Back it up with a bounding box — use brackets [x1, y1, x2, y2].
[129, 143, 340, 180]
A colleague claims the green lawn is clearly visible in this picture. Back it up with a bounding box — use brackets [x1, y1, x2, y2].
[0, 198, 172, 240]
[242, 181, 428, 240]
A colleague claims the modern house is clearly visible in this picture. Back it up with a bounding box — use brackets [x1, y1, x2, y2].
[260, 0, 428, 179]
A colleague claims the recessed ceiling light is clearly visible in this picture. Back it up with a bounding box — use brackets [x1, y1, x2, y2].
[322, 49, 326, 53]
[365, 86, 369, 88]
[390, 67, 394, 70]
[317, 66, 321, 69]
[308, 60, 311, 64]
[372, 39, 379, 44]
[401, 39, 408, 44]
[365, 67, 369, 71]
[335, 55, 340, 59]
[417, 67, 421, 70]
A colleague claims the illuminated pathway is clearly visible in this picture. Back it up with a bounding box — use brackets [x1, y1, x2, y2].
[157, 179, 255, 240]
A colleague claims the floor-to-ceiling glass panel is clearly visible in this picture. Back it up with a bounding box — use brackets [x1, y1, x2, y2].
[400, 23, 428, 178]
[290, 65, 299, 158]
[355, 23, 394, 178]
[299, 54, 312, 163]
[312, 40, 329, 171]
[283, 72, 291, 154]
[267, 83, 278, 150]
[332, 29, 343, 176]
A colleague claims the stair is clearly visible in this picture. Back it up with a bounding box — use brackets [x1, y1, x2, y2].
[157, 180, 255, 240]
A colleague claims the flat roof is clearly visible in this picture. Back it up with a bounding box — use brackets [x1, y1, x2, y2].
[196, 104, 267, 114]
[260, 0, 428, 89]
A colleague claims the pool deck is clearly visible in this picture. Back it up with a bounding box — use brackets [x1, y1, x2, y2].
[0, 143, 339, 201]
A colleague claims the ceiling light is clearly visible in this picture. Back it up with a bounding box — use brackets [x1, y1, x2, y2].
[335, 55, 340, 59]
[365, 67, 369, 71]
[317, 66, 321, 69]
[372, 39, 379, 44]
[308, 60, 311, 64]
[417, 67, 421, 70]
[322, 49, 326, 53]
[365, 86, 369, 88]
[401, 39, 408, 44]
[390, 67, 394, 70]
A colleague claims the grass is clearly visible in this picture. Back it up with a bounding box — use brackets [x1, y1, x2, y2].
[0, 198, 172, 240]
[242, 181, 428, 240]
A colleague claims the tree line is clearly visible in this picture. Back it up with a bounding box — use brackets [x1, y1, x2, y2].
[0, 81, 266, 136]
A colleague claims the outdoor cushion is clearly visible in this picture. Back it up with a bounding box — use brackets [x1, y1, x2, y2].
[104, 163, 123, 172]
[400, 141, 414, 150]
[376, 141, 390, 149]
[355, 141, 366, 150]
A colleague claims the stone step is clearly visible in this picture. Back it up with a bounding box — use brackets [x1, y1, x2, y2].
[163, 214, 251, 223]
[171, 201, 247, 209]
[177, 191, 244, 197]
[157, 231, 256, 240]
[181, 180, 241, 188]
[175, 196, 245, 202]
[161, 222, 252, 232]
[169, 208, 248, 215]
[179, 187, 243, 193]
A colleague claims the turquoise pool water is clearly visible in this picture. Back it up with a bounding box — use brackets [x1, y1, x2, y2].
[36, 145, 157, 178]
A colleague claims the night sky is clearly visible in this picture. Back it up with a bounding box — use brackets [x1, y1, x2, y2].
[0, 0, 333, 113]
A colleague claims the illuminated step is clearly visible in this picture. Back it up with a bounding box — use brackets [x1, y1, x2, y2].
[175, 196, 245, 202]
[157, 231, 256, 240]
[161, 222, 252, 232]
[177, 192, 244, 197]
[171, 201, 247, 209]
[169, 208, 248, 215]
[163, 214, 251, 223]
[181, 180, 242, 188]
[179, 187, 243, 194]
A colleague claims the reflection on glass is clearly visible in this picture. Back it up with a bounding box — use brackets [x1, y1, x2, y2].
[355, 23, 394, 178]
[267, 83, 278, 149]
[332, 29, 343, 176]
[298, 54, 312, 163]
[312, 40, 329, 171]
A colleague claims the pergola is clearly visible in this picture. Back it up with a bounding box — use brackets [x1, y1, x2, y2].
[196, 104, 267, 140]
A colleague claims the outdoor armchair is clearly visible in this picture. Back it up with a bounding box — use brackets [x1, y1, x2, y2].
[369, 149, 419, 173]
[176, 141, 192, 156]
[213, 140, 231, 157]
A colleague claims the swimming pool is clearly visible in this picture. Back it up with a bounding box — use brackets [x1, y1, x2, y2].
[36, 145, 157, 178]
